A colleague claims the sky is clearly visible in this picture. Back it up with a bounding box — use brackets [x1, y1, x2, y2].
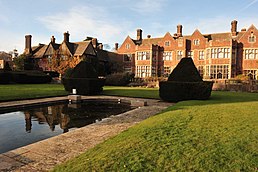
[0, 0, 258, 54]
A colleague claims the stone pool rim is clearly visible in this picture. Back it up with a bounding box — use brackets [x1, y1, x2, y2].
[0, 95, 173, 171]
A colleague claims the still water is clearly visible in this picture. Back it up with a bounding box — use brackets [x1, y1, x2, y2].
[0, 100, 133, 154]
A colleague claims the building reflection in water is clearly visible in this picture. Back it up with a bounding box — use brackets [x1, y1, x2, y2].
[24, 112, 32, 133]
[24, 104, 69, 133]
[22, 100, 132, 134]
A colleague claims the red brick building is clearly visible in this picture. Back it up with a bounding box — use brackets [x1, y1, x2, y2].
[24, 32, 120, 75]
[115, 20, 258, 80]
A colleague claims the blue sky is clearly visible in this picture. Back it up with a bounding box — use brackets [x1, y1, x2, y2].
[0, 0, 258, 54]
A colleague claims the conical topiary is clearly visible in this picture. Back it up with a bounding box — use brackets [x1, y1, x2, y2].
[168, 58, 202, 82]
[62, 61, 105, 95]
[159, 58, 213, 102]
[69, 61, 98, 78]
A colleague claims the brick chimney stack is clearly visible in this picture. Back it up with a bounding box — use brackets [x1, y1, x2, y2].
[63, 31, 70, 42]
[231, 20, 238, 36]
[99, 43, 103, 50]
[25, 35, 32, 55]
[92, 38, 97, 48]
[115, 43, 119, 50]
[137, 29, 142, 40]
[51, 36, 55, 44]
[177, 24, 183, 37]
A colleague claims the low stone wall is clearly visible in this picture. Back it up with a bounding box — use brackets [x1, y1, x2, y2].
[211, 80, 258, 92]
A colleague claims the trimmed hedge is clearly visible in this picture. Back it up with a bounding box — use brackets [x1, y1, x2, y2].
[159, 81, 213, 102]
[62, 61, 105, 95]
[105, 72, 134, 86]
[0, 70, 52, 84]
[168, 58, 202, 82]
[0, 71, 11, 84]
[62, 78, 105, 95]
[159, 58, 213, 102]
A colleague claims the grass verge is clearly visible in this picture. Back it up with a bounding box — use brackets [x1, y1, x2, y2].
[102, 86, 159, 99]
[0, 84, 67, 101]
[53, 91, 258, 171]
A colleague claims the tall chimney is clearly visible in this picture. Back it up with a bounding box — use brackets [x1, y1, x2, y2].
[115, 43, 119, 50]
[51, 36, 55, 44]
[231, 20, 238, 36]
[63, 31, 70, 42]
[177, 24, 183, 37]
[99, 43, 103, 50]
[92, 38, 97, 48]
[137, 29, 142, 40]
[25, 35, 32, 55]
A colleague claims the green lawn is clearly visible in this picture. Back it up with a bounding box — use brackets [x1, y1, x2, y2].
[0, 85, 257, 171]
[53, 91, 258, 171]
[102, 86, 159, 99]
[0, 85, 159, 102]
[0, 84, 68, 101]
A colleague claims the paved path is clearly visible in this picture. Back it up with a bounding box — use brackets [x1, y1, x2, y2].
[0, 96, 173, 172]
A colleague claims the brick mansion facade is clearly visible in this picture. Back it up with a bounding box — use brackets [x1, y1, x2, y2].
[115, 20, 258, 80]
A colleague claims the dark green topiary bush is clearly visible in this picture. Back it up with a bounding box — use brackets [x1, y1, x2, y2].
[168, 58, 202, 82]
[0, 71, 11, 84]
[12, 71, 52, 84]
[0, 70, 52, 84]
[105, 72, 134, 86]
[62, 61, 105, 95]
[159, 81, 213, 102]
[159, 58, 213, 102]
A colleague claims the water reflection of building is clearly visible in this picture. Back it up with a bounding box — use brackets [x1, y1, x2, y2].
[23, 104, 70, 133]
[60, 113, 70, 133]
[22, 101, 132, 134]
[24, 112, 32, 133]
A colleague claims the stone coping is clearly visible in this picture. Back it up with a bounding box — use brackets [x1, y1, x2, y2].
[0, 96, 173, 172]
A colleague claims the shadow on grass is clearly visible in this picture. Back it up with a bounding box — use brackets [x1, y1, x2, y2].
[103, 87, 258, 111]
[163, 91, 258, 112]
[102, 89, 159, 99]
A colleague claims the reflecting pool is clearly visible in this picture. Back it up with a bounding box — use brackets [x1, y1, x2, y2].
[0, 100, 133, 154]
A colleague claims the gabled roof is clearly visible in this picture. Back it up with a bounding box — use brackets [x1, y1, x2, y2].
[33, 44, 48, 58]
[141, 37, 163, 46]
[0, 51, 12, 61]
[31, 39, 96, 58]
[62, 42, 75, 56]
[125, 36, 137, 45]
[203, 32, 232, 41]
[191, 29, 206, 39]
[74, 41, 91, 56]
[237, 24, 258, 41]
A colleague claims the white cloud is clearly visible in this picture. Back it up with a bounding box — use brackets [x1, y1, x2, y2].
[38, 6, 130, 49]
[130, 0, 167, 15]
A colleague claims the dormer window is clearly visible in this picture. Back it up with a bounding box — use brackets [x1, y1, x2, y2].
[248, 32, 256, 43]
[193, 39, 200, 45]
[125, 44, 131, 49]
[165, 41, 170, 46]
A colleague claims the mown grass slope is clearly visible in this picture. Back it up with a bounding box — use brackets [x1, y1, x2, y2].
[53, 91, 258, 171]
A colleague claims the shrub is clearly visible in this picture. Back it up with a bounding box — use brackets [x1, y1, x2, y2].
[105, 72, 134, 86]
[11, 70, 52, 84]
[62, 61, 105, 95]
[0, 71, 11, 84]
[62, 78, 105, 95]
[159, 81, 213, 102]
[159, 58, 213, 102]
[43, 71, 60, 78]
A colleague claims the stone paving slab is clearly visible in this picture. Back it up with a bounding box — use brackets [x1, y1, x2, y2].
[0, 96, 173, 172]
